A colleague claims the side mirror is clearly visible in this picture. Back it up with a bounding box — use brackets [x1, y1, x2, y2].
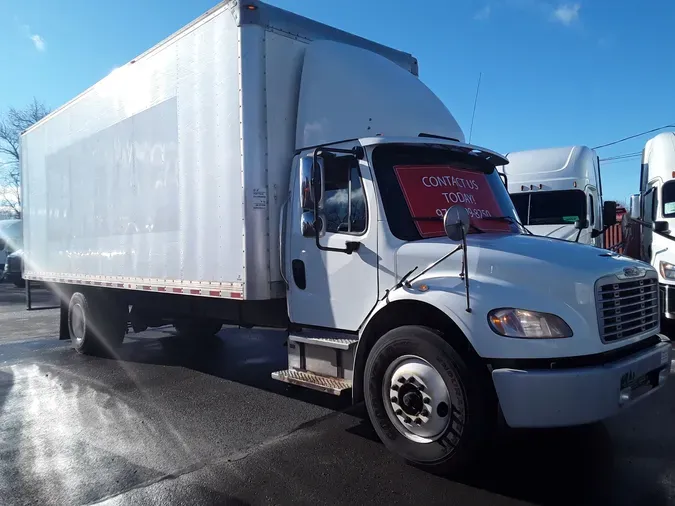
[299, 156, 324, 211]
[629, 194, 641, 220]
[301, 211, 325, 238]
[444, 205, 470, 241]
[654, 221, 669, 233]
[574, 218, 589, 230]
[603, 201, 617, 227]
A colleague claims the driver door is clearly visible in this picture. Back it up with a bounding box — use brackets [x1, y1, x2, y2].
[285, 151, 379, 331]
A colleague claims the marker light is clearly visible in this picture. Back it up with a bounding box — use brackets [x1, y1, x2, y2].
[660, 261, 675, 280]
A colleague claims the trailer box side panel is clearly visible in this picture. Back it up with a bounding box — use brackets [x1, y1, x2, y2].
[22, 8, 247, 294]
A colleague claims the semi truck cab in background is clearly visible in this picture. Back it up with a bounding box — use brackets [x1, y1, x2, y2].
[629, 132, 675, 318]
[19, 0, 671, 475]
[501, 146, 617, 245]
[0, 218, 22, 273]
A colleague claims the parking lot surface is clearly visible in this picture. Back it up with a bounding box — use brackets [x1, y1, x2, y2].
[0, 283, 674, 506]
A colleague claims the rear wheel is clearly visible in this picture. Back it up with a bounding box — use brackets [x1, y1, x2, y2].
[68, 290, 127, 356]
[173, 318, 222, 339]
[364, 325, 494, 475]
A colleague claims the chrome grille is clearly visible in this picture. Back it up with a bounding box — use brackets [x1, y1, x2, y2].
[597, 276, 659, 342]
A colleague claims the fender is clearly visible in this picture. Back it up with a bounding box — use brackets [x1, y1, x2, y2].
[352, 286, 475, 403]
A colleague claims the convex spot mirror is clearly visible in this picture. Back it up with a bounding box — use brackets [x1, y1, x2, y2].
[574, 218, 589, 230]
[444, 205, 470, 241]
[654, 221, 669, 233]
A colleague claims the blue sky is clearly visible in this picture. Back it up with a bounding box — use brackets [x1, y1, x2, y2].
[2, 0, 673, 203]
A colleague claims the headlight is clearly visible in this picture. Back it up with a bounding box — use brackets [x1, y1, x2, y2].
[660, 261, 675, 280]
[488, 308, 573, 338]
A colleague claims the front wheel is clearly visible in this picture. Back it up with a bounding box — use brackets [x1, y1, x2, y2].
[364, 325, 495, 475]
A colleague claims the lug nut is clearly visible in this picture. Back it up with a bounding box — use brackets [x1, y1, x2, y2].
[391, 397, 398, 404]
[418, 384, 425, 391]
[421, 409, 429, 417]
[397, 377, 405, 383]
[423, 397, 431, 404]
[408, 377, 416, 383]
[395, 409, 402, 416]
[404, 417, 412, 424]
[414, 418, 422, 425]
[392, 384, 399, 391]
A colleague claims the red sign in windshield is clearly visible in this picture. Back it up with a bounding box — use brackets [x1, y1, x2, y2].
[394, 165, 511, 237]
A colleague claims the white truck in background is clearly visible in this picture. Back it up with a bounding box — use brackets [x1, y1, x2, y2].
[628, 132, 675, 319]
[501, 146, 617, 245]
[0, 218, 22, 272]
[20, 0, 670, 474]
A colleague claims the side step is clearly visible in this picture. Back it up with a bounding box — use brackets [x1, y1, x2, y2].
[272, 330, 358, 396]
[271, 369, 352, 396]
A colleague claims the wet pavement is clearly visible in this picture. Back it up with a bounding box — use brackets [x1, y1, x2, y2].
[0, 283, 674, 505]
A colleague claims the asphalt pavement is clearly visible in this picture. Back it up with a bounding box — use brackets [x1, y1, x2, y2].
[0, 282, 674, 506]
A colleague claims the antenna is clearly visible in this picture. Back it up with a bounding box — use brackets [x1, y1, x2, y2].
[468, 72, 482, 144]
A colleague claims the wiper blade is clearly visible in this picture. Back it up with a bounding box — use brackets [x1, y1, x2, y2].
[483, 216, 533, 235]
[411, 216, 485, 234]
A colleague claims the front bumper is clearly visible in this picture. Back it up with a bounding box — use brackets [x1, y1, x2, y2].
[492, 335, 672, 428]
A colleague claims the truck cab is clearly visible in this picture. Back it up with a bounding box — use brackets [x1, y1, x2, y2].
[276, 41, 669, 471]
[500, 146, 615, 245]
[631, 132, 675, 318]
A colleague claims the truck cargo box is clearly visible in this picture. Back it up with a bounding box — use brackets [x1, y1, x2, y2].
[20, 0, 416, 300]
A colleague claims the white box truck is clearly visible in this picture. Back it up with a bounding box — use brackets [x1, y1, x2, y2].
[501, 146, 618, 245]
[20, 0, 671, 474]
[627, 132, 675, 319]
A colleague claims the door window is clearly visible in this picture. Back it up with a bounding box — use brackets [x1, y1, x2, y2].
[323, 156, 367, 235]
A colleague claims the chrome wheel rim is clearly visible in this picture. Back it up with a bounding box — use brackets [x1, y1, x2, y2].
[382, 355, 462, 443]
[70, 303, 86, 345]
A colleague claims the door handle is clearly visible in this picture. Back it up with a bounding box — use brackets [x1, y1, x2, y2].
[292, 259, 306, 290]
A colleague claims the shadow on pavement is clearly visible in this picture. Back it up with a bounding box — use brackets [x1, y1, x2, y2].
[112, 326, 351, 412]
[345, 387, 674, 506]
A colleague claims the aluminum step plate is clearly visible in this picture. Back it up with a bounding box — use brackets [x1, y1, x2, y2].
[289, 333, 358, 350]
[271, 369, 352, 395]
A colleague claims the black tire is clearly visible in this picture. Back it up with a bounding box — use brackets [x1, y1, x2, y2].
[173, 318, 222, 339]
[68, 290, 127, 356]
[364, 325, 495, 475]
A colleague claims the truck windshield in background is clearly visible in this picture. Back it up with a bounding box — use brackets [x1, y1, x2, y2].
[510, 189, 586, 226]
[662, 180, 675, 218]
[372, 144, 520, 240]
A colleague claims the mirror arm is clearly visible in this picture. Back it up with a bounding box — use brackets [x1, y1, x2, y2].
[405, 245, 463, 286]
[461, 230, 471, 313]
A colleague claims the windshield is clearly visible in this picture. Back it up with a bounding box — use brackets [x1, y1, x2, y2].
[510, 190, 586, 226]
[371, 144, 520, 241]
[662, 181, 675, 218]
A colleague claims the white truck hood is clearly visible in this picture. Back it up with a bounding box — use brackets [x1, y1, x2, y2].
[395, 233, 642, 288]
[527, 224, 579, 241]
[392, 234, 657, 359]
